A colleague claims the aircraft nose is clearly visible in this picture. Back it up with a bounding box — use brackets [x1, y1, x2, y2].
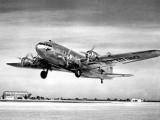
[35, 43, 40, 53]
[35, 43, 44, 55]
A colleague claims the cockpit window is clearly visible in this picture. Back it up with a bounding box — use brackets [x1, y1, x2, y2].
[39, 42, 52, 47]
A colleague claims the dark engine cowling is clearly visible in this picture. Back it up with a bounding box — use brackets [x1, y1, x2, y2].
[86, 50, 99, 61]
[21, 58, 34, 66]
[18, 54, 38, 67]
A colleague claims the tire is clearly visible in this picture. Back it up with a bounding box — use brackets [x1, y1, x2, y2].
[41, 71, 47, 79]
[75, 69, 82, 78]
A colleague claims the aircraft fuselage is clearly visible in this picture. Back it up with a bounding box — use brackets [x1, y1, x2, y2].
[36, 41, 84, 68]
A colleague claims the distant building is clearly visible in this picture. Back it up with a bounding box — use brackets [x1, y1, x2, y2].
[131, 98, 144, 102]
[2, 91, 29, 100]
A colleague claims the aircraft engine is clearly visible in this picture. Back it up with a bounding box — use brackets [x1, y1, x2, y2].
[81, 46, 100, 64]
[18, 54, 35, 66]
[85, 50, 99, 61]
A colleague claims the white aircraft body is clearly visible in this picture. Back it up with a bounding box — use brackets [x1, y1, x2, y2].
[7, 40, 160, 83]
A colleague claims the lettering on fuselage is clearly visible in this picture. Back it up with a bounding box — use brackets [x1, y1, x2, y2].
[106, 55, 140, 64]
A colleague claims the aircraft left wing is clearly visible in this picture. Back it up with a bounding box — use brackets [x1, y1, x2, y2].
[98, 50, 160, 65]
[7, 63, 39, 69]
[79, 50, 160, 81]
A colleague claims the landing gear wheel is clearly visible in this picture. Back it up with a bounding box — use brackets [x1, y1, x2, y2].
[101, 79, 103, 84]
[41, 70, 48, 79]
[75, 69, 82, 78]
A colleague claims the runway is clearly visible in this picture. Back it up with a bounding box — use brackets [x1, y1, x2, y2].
[0, 102, 159, 120]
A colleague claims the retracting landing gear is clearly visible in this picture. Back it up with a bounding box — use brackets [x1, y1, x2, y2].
[40, 69, 48, 79]
[75, 69, 82, 78]
[101, 79, 103, 84]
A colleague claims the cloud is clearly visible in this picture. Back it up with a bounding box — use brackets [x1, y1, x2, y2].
[1, 0, 160, 25]
[0, 0, 160, 100]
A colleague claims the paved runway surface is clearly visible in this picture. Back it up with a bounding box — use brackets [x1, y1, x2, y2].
[0, 102, 159, 120]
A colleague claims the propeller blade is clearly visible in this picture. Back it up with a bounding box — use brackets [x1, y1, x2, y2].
[91, 45, 95, 51]
[68, 49, 71, 55]
[30, 53, 34, 59]
[17, 57, 24, 66]
[80, 51, 87, 54]
[17, 57, 22, 60]
[66, 49, 72, 60]
[86, 58, 90, 64]
[64, 49, 72, 68]
[25, 54, 29, 58]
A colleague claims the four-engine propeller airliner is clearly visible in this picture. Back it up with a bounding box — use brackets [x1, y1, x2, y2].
[7, 40, 160, 83]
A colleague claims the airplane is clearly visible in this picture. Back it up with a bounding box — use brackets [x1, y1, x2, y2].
[7, 40, 160, 84]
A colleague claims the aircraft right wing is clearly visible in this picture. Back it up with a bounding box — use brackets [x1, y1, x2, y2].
[7, 57, 70, 73]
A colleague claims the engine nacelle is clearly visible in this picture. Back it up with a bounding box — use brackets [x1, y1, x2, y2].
[86, 50, 99, 61]
[21, 58, 33, 66]
[107, 52, 112, 57]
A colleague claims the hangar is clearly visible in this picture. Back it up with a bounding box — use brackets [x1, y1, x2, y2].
[1, 91, 29, 100]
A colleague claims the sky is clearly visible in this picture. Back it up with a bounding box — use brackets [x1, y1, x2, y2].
[0, 0, 160, 100]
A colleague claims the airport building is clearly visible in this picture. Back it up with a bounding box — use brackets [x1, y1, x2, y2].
[1, 91, 29, 100]
[131, 98, 144, 102]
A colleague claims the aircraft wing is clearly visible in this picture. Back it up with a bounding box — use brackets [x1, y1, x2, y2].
[99, 50, 160, 65]
[79, 50, 160, 80]
[7, 63, 41, 69]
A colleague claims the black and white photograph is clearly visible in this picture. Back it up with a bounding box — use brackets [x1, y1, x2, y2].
[0, 0, 160, 120]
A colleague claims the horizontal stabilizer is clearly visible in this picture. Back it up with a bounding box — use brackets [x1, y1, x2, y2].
[104, 73, 134, 79]
[6, 62, 71, 73]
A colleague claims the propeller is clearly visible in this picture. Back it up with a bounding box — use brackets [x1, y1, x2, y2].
[64, 49, 72, 67]
[17, 53, 35, 66]
[18, 54, 28, 66]
[30, 53, 34, 59]
[80, 46, 99, 64]
[30, 53, 37, 60]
